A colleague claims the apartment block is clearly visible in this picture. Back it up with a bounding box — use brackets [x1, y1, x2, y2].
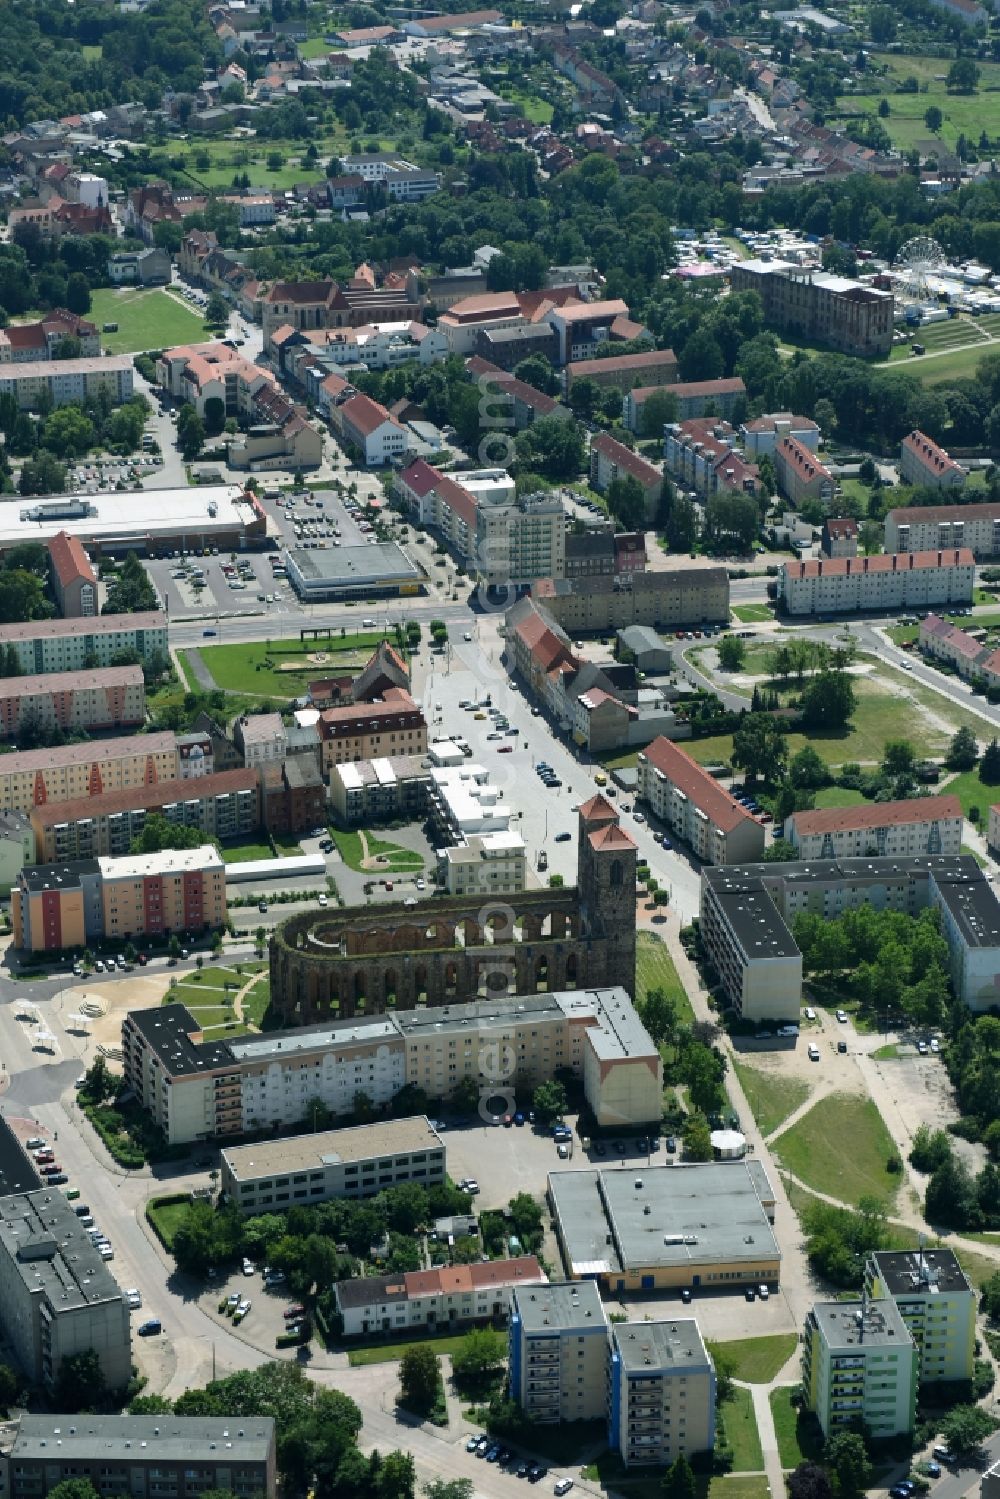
[328, 754, 431, 826]
[609, 1321, 716, 1468]
[637, 737, 766, 865]
[529, 567, 729, 634]
[30, 769, 260, 863]
[821, 518, 858, 558]
[123, 987, 662, 1145]
[663, 420, 758, 501]
[787, 796, 963, 861]
[0, 665, 144, 739]
[509, 1281, 609, 1424]
[885, 502, 1000, 559]
[0, 1189, 131, 1393]
[590, 435, 663, 522]
[0, 612, 167, 675]
[701, 854, 1000, 1016]
[666, 378, 746, 421]
[775, 434, 835, 508]
[0, 356, 133, 412]
[919, 614, 988, 679]
[221, 1117, 445, 1214]
[899, 430, 965, 491]
[47, 531, 97, 617]
[570, 348, 677, 396]
[779, 550, 975, 616]
[864, 1249, 975, 1386]
[0, 310, 100, 364]
[234, 712, 286, 769]
[437, 829, 527, 895]
[544, 300, 631, 364]
[0, 731, 178, 818]
[730, 261, 893, 357]
[1, 1417, 276, 1499]
[740, 413, 819, 457]
[334, 1255, 546, 1338]
[803, 1300, 917, 1439]
[318, 690, 427, 771]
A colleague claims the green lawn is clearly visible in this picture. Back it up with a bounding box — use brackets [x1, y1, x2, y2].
[636, 929, 695, 1025]
[709, 1333, 799, 1384]
[222, 841, 275, 864]
[938, 768, 996, 820]
[298, 35, 333, 57]
[721, 1386, 764, 1472]
[731, 604, 774, 623]
[773, 1092, 899, 1206]
[769, 1388, 824, 1469]
[190, 633, 383, 695]
[331, 828, 424, 873]
[242, 972, 273, 1029]
[733, 1061, 811, 1139]
[146, 1195, 192, 1250]
[348, 1331, 472, 1365]
[872, 1043, 900, 1060]
[811, 785, 868, 809]
[497, 85, 553, 123]
[889, 342, 995, 386]
[89, 288, 210, 354]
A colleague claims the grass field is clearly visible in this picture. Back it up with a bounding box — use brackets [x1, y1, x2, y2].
[769, 1388, 824, 1469]
[811, 785, 868, 809]
[331, 828, 424, 873]
[773, 1093, 899, 1205]
[709, 1333, 799, 1384]
[733, 1061, 811, 1138]
[938, 768, 997, 818]
[242, 972, 273, 1029]
[835, 51, 1000, 152]
[635, 930, 695, 1025]
[222, 841, 275, 864]
[731, 604, 774, 623]
[146, 1195, 192, 1250]
[89, 288, 210, 354]
[189, 632, 384, 695]
[721, 1386, 764, 1472]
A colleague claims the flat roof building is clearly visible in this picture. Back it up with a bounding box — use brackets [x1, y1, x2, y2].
[609, 1320, 716, 1468]
[220, 1117, 445, 1213]
[864, 1248, 975, 1386]
[803, 1299, 917, 1439]
[285, 542, 422, 602]
[547, 1161, 780, 1292]
[0, 487, 264, 559]
[509, 1281, 609, 1425]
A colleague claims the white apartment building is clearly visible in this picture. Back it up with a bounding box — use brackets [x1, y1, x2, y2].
[609, 1321, 716, 1468]
[898, 430, 965, 491]
[779, 549, 975, 616]
[637, 736, 766, 865]
[437, 829, 528, 895]
[338, 393, 410, 466]
[0, 612, 167, 676]
[0, 356, 133, 412]
[475, 490, 567, 585]
[787, 796, 963, 861]
[885, 503, 1000, 558]
[234, 712, 287, 769]
[698, 866, 803, 1024]
[509, 1281, 609, 1424]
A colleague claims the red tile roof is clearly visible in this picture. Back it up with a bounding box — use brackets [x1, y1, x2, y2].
[47, 531, 95, 590]
[824, 518, 857, 539]
[668, 377, 745, 398]
[888, 501, 1000, 525]
[901, 429, 964, 479]
[790, 795, 962, 838]
[785, 548, 974, 580]
[641, 736, 759, 835]
[341, 392, 397, 438]
[591, 432, 662, 488]
[778, 433, 832, 482]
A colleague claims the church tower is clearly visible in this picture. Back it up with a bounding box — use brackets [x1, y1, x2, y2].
[576, 794, 637, 995]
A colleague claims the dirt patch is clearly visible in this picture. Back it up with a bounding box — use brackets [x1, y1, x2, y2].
[81, 974, 172, 1063]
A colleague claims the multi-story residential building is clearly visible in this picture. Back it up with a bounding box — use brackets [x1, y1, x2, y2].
[220, 1117, 445, 1214]
[337, 392, 410, 466]
[637, 737, 766, 865]
[863, 1249, 975, 1386]
[802, 1300, 917, 1439]
[899, 429, 965, 491]
[740, 412, 819, 456]
[590, 435, 663, 521]
[234, 712, 286, 769]
[318, 690, 427, 771]
[700, 854, 1000, 1015]
[0, 356, 133, 412]
[665, 378, 746, 421]
[778, 549, 975, 616]
[0, 310, 100, 363]
[775, 434, 835, 508]
[609, 1321, 716, 1468]
[465, 358, 572, 433]
[730, 261, 893, 357]
[338, 154, 441, 200]
[123, 986, 661, 1145]
[1, 1417, 275, 1499]
[526, 568, 729, 633]
[544, 301, 632, 364]
[0, 1189, 131, 1393]
[474, 489, 567, 586]
[509, 1282, 609, 1425]
[884, 502, 1000, 559]
[787, 796, 962, 861]
[571, 349, 678, 399]
[30, 769, 260, 863]
[437, 829, 527, 895]
[663, 420, 758, 501]
[328, 755, 432, 826]
[12, 843, 226, 951]
[260, 758, 326, 837]
[0, 665, 144, 739]
[0, 731, 178, 817]
[988, 802, 1000, 857]
[47, 530, 97, 617]
[0, 612, 167, 675]
[0, 812, 34, 895]
[821, 518, 858, 558]
[918, 613, 988, 679]
[334, 1255, 546, 1338]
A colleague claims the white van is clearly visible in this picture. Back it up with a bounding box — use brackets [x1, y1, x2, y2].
[808, 1044, 821, 1062]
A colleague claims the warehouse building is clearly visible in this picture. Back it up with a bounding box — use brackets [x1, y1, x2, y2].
[547, 1161, 780, 1293]
[0, 488, 264, 560]
[0, 612, 167, 675]
[221, 1117, 445, 1213]
[730, 261, 892, 357]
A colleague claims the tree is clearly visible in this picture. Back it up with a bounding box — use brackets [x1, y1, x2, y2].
[84, 1052, 116, 1103]
[177, 404, 205, 461]
[679, 326, 724, 382]
[732, 714, 788, 786]
[513, 355, 558, 397]
[764, 839, 798, 862]
[205, 292, 230, 327]
[682, 1112, 713, 1161]
[823, 1432, 870, 1499]
[925, 105, 943, 132]
[788, 1465, 833, 1499]
[606, 475, 648, 531]
[640, 387, 678, 438]
[940, 1404, 995, 1458]
[948, 725, 979, 771]
[375, 1452, 416, 1499]
[65, 272, 92, 316]
[981, 739, 1000, 785]
[910, 1124, 953, 1173]
[514, 415, 585, 479]
[47, 1484, 100, 1499]
[717, 635, 746, 672]
[19, 451, 67, 497]
[981, 1269, 1000, 1321]
[104, 552, 158, 615]
[425, 1482, 474, 1499]
[640, 986, 679, 1047]
[532, 1078, 568, 1125]
[665, 494, 696, 552]
[203, 396, 226, 436]
[926, 1151, 980, 1230]
[129, 1393, 173, 1415]
[799, 671, 855, 731]
[948, 57, 980, 93]
[0, 1363, 19, 1412]
[789, 745, 830, 789]
[450, 1328, 506, 1388]
[398, 1345, 439, 1413]
[54, 1349, 105, 1412]
[663, 1453, 696, 1499]
[869, 4, 896, 41]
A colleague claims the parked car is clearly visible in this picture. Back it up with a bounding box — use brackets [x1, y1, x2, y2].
[138, 1319, 162, 1336]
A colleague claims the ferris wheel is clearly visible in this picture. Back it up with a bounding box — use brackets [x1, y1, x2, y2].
[894, 236, 947, 301]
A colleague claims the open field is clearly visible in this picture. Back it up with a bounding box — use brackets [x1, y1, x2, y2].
[348, 1331, 472, 1365]
[733, 1061, 810, 1139]
[773, 1093, 900, 1205]
[721, 1386, 764, 1472]
[221, 841, 275, 865]
[938, 768, 998, 819]
[635, 930, 695, 1025]
[709, 1333, 798, 1383]
[731, 604, 774, 623]
[146, 1195, 192, 1251]
[188, 632, 383, 695]
[811, 785, 868, 809]
[835, 51, 1000, 151]
[90, 288, 211, 354]
[770, 1388, 824, 1468]
[331, 828, 424, 874]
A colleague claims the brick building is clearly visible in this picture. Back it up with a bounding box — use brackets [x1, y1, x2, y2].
[47, 531, 97, 617]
